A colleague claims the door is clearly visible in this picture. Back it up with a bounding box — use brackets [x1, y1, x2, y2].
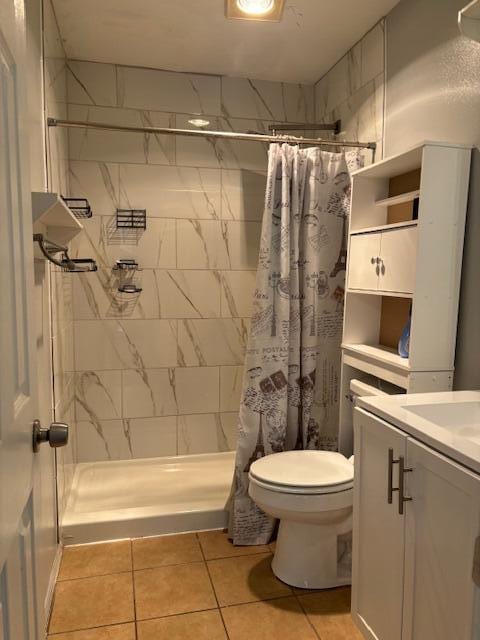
[352, 408, 408, 640]
[348, 233, 381, 291]
[379, 226, 418, 294]
[0, 1, 42, 638]
[402, 439, 480, 640]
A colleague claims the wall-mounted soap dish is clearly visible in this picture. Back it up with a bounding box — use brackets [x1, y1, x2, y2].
[62, 197, 92, 219]
[118, 283, 142, 294]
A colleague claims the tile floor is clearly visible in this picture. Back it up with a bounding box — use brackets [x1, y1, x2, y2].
[48, 530, 362, 640]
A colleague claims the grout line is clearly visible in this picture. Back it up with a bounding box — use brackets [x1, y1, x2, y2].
[197, 532, 231, 639]
[293, 591, 322, 640]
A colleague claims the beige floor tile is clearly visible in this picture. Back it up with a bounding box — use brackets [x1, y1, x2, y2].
[134, 562, 217, 619]
[198, 530, 270, 560]
[49, 573, 134, 634]
[137, 610, 228, 640]
[47, 623, 136, 639]
[58, 541, 132, 580]
[132, 533, 203, 569]
[299, 587, 363, 639]
[221, 597, 318, 640]
[207, 553, 291, 606]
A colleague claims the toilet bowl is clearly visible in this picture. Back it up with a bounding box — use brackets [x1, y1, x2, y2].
[248, 450, 354, 590]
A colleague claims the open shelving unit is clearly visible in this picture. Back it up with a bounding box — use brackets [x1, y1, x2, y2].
[339, 141, 472, 455]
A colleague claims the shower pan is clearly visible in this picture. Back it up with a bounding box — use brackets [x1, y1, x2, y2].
[62, 451, 235, 544]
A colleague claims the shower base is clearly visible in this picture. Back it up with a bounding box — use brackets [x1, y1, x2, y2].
[61, 451, 235, 545]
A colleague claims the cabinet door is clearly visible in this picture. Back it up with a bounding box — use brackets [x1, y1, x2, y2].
[348, 233, 381, 291]
[352, 408, 408, 640]
[379, 226, 418, 294]
[403, 439, 480, 640]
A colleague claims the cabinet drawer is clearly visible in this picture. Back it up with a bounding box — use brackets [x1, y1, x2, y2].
[379, 226, 418, 294]
[348, 233, 381, 291]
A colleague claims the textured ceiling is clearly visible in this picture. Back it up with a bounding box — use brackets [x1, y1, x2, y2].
[52, 0, 399, 83]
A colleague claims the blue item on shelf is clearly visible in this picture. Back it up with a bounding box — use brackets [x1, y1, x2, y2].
[398, 316, 411, 359]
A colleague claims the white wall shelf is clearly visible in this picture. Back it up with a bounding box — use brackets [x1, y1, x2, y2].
[459, 0, 480, 42]
[338, 142, 471, 455]
[350, 220, 418, 236]
[32, 192, 83, 246]
[375, 190, 420, 208]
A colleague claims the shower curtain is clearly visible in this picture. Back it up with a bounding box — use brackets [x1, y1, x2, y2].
[229, 143, 362, 545]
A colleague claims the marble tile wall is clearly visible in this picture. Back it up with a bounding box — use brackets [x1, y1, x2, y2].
[314, 20, 385, 164]
[43, 0, 76, 523]
[67, 60, 314, 462]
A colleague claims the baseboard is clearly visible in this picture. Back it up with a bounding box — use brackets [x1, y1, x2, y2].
[43, 543, 62, 637]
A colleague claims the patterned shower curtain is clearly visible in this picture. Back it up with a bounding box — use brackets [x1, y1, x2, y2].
[229, 143, 362, 545]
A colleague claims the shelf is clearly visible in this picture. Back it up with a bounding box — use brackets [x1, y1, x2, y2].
[32, 192, 83, 246]
[459, 0, 480, 42]
[350, 220, 418, 236]
[342, 344, 410, 371]
[347, 288, 413, 299]
[375, 190, 420, 208]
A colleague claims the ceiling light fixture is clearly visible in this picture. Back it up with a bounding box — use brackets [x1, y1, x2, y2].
[236, 0, 275, 16]
[188, 118, 210, 127]
[226, 0, 285, 22]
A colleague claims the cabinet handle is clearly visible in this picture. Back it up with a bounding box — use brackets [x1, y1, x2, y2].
[387, 448, 399, 504]
[398, 456, 413, 515]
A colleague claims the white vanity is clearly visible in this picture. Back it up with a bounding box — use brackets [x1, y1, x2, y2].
[352, 391, 480, 640]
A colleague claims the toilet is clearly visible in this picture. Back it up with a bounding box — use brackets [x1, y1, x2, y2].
[248, 450, 354, 590]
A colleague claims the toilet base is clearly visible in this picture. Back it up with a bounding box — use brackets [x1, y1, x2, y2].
[271, 519, 352, 590]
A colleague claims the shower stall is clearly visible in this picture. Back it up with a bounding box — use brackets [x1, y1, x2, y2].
[47, 53, 374, 545]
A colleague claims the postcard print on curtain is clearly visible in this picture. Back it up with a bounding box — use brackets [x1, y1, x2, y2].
[229, 143, 362, 545]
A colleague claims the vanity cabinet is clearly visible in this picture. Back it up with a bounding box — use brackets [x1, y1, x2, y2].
[348, 225, 418, 295]
[352, 408, 480, 640]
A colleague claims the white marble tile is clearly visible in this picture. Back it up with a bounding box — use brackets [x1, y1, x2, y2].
[220, 271, 256, 318]
[177, 318, 248, 366]
[127, 416, 177, 458]
[153, 270, 221, 318]
[217, 118, 271, 171]
[221, 77, 314, 122]
[75, 370, 122, 420]
[223, 221, 262, 270]
[176, 220, 229, 269]
[68, 162, 119, 215]
[68, 104, 175, 165]
[45, 57, 67, 106]
[221, 169, 265, 221]
[323, 55, 349, 115]
[220, 366, 243, 412]
[117, 66, 221, 115]
[71, 216, 176, 270]
[67, 61, 117, 107]
[347, 41, 363, 97]
[74, 319, 178, 370]
[177, 412, 236, 454]
[73, 268, 164, 320]
[122, 368, 178, 418]
[361, 22, 385, 87]
[119, 163, 221, 219]
[43, 0, 65, 59]
[174, 366, 219, 415]
[174, 115, 225, 169]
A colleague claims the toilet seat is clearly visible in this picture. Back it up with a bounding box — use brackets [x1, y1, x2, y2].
[249, 451, 354, 495]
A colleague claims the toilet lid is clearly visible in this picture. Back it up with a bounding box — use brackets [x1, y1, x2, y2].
[249, 451, 354, 490]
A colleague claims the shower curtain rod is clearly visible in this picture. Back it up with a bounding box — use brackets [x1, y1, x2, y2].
[47, 117, 376, 154]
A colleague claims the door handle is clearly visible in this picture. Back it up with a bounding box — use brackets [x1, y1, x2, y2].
[32, 419, 69, 453]
[387, 448, 399, 504]
[398, 455, 413, 515]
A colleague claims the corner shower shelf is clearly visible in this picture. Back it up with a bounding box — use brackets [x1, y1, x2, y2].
[32, 192, 83, 246]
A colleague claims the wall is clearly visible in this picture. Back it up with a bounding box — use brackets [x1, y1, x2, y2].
[315, 20, 385, 164]
[43, 0, 76, 522]
[385, 0, 480, 390]
[67, 61, 314, 462]
[315, 1, 480, 390]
